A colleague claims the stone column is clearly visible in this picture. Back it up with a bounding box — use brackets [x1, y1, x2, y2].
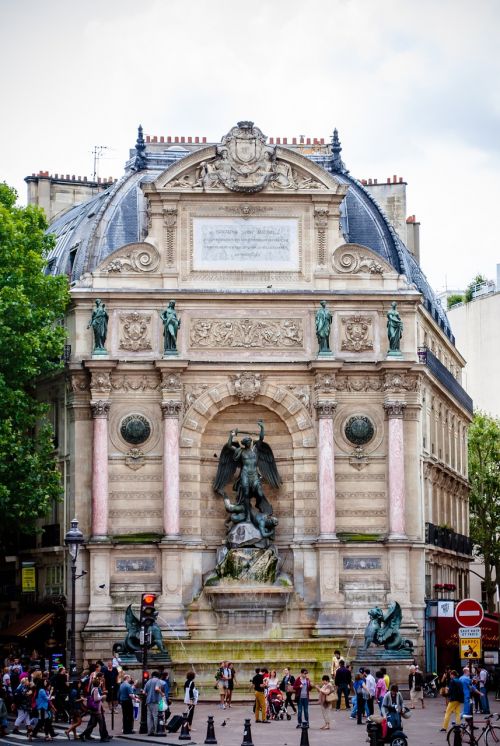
[384, 401, 407, 539]
[314, 400, 337, 539]
[90, 399, 110, 540]
[161, 400, 182, 538]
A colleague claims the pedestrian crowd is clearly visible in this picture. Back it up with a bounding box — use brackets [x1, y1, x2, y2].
[439, 664, 492, 732]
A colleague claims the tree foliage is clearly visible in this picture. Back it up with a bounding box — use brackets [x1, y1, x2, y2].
[464, 273, 488, 303]
[468, 411, 500, 612]
[447, 293, 464, 309]
[0, 183, 69, 544]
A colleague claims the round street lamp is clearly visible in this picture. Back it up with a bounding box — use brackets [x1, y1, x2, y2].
[64, 518, 84, 681]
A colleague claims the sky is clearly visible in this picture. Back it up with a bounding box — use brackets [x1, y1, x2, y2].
[1, 0, 499, 292]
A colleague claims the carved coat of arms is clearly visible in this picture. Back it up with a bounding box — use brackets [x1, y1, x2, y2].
[203, 121, 276, 193]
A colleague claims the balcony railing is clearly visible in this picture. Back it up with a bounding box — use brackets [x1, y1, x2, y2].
[425, 522, 473, 555]
[418, 347, 473, 414]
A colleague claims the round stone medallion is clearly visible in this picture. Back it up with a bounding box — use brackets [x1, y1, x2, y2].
[120, 414, 151, 445]
[344, 415, 374, 446]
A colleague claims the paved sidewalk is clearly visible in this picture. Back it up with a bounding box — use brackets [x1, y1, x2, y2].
[120, 698, 499, 746]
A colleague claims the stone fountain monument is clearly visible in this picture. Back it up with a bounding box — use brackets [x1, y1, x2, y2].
[203, 419, 293, 618]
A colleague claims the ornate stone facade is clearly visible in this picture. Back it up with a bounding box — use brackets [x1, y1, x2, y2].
[33, 121, 472, 678]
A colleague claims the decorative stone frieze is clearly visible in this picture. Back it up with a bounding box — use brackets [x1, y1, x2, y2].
[335, 376, 382, 392]
[118, 312, 152, 352]
[383, 372, 420, 393]
[220, 204, 272, 218]
[90, 371, 112, 396]
[111, 375, 159, 392]
[190, 317, 303, 349]
[341, 315, 373, 352]
[68, 372, 89, 393]
[314, 372, 336, 394]
[125, 447, 145, 471]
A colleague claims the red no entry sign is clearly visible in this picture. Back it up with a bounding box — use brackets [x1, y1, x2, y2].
[455, 598, 484, 627]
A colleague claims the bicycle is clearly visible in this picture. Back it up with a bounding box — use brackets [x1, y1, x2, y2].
[446, 713, 500, 746]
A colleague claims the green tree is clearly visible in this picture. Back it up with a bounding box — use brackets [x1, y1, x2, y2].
[468, 411, 500, 612]
[447, 293, 464, 309]
[0, 183, 69, 545]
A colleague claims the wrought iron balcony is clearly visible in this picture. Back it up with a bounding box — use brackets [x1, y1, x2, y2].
[425, 522, 473, 555]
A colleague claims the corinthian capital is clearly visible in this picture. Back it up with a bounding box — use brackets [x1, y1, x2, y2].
[314, 400, 337, 418]
[90, 399, 111, 418]
[161, 400, 182, 419]
[383, 401, 406, 418]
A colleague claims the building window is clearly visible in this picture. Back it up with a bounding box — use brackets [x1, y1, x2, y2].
[425, 573, 432, 598]
[45, 564, 64, 596]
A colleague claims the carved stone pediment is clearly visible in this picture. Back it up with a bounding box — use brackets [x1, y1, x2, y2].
[98, 242, 160, 274]
[152, 122, 345, 197]
[332, 243, 393, 275]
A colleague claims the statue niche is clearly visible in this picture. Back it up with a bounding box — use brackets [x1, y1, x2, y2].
[206, 418, 289, 586]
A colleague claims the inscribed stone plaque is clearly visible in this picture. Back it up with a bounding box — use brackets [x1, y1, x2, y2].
[193, 217, 299, 271]
[343, 557, 381, 570]
[116, 558, 156, 573]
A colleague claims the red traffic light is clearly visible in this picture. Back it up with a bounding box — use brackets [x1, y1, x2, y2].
[142, 593, 156, 605]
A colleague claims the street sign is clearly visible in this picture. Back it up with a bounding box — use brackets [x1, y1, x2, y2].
[458, 627, 481, 638]
[455, 598, 484, 627]
[460, 637, 482, 659]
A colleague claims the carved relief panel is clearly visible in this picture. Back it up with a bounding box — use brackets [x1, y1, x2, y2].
[334, 311, 380, 358]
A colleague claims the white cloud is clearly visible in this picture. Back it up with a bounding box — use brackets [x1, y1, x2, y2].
[1, 0, 499, 289]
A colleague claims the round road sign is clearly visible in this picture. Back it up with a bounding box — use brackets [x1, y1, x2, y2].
[455, 598, 484, 627]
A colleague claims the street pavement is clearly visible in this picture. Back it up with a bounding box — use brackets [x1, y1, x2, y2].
[4, 698, 500, 746]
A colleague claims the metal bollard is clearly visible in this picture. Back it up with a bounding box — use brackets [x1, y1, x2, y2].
[299, 722, 310, 746]
[204, 715, 217, 745]
[367, 720, 379, 746]
[241, 718, 254, 746]
[157, 709, 166, 736]
[179, 712, 191, 741]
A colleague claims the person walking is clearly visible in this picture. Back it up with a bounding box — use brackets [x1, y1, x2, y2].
[79, 672, 110, 742]
[293, 668, 312, 729]
[375, 671, 388, 713]
[316, 675, 335, 730]
[66, 680, 85, 740]
[280, 668, 296, 714]
[12, 677, 34, 736]
[459, 666, 477, 717]
[144, 671, 165, 736]
[479, 666, 490, 715]
[225, 663, 236, 708]
[118, 674, 135, 735]
[31, 679, 56, 742]
[408, 665, 424, 709]
[364, 668, 376, 716]
[353, 673, 365, 725]
[252, 668, 267, 724]
[183, 672, 198, 728]
[331, 650, 341, 678]
[440, 670, 463, 732]
[334, 659, 351, 711]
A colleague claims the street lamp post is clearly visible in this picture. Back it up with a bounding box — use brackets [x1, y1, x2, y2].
[64, 518, 84, 682]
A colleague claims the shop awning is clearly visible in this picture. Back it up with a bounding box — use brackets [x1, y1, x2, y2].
[0, 612, 54, 639]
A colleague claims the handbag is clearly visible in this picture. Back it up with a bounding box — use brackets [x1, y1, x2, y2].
[325, 691, 336, 703]
[86, 689, 100, 712]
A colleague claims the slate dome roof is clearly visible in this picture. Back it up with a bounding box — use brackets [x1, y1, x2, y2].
[45, 127, 453, 342]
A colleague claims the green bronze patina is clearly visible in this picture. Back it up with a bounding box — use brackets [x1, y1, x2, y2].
[363, 601, 414, 652]
[387, 301, 403, 357]
[345, 415, 374, 446]
[87, 298, 109, 353]
[160, 299, 181, 355]
[120, 414, 151, 445]
[315, 300, 333, 355]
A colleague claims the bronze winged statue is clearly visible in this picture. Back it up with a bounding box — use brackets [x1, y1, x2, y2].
[213, 419, 282, 541]
[114, 604, 166, 654]
[363, 601, 414, 652]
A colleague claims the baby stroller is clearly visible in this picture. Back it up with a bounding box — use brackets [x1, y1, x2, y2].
[267, 688, 291, 720]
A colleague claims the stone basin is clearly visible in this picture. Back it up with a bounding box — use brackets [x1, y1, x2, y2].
[205, 583, 293, 611]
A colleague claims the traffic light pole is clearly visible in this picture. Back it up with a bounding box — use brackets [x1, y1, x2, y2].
[139, 625, 149, 735]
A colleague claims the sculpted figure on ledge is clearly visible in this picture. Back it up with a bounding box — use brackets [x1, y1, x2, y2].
[213, 419, 282, 544]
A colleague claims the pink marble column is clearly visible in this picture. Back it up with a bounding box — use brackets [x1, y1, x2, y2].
[90, 400, 110, 539]
[161, 400, 182, 537]
[314, 400, 337, 538]
[384, 401, 407, 539]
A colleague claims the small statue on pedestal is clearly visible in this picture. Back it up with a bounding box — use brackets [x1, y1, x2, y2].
[315, 300, 333, 355]
[87, 299, 109, 354]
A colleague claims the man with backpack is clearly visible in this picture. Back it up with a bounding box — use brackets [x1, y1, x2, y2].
[12, 677, 34, 736]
